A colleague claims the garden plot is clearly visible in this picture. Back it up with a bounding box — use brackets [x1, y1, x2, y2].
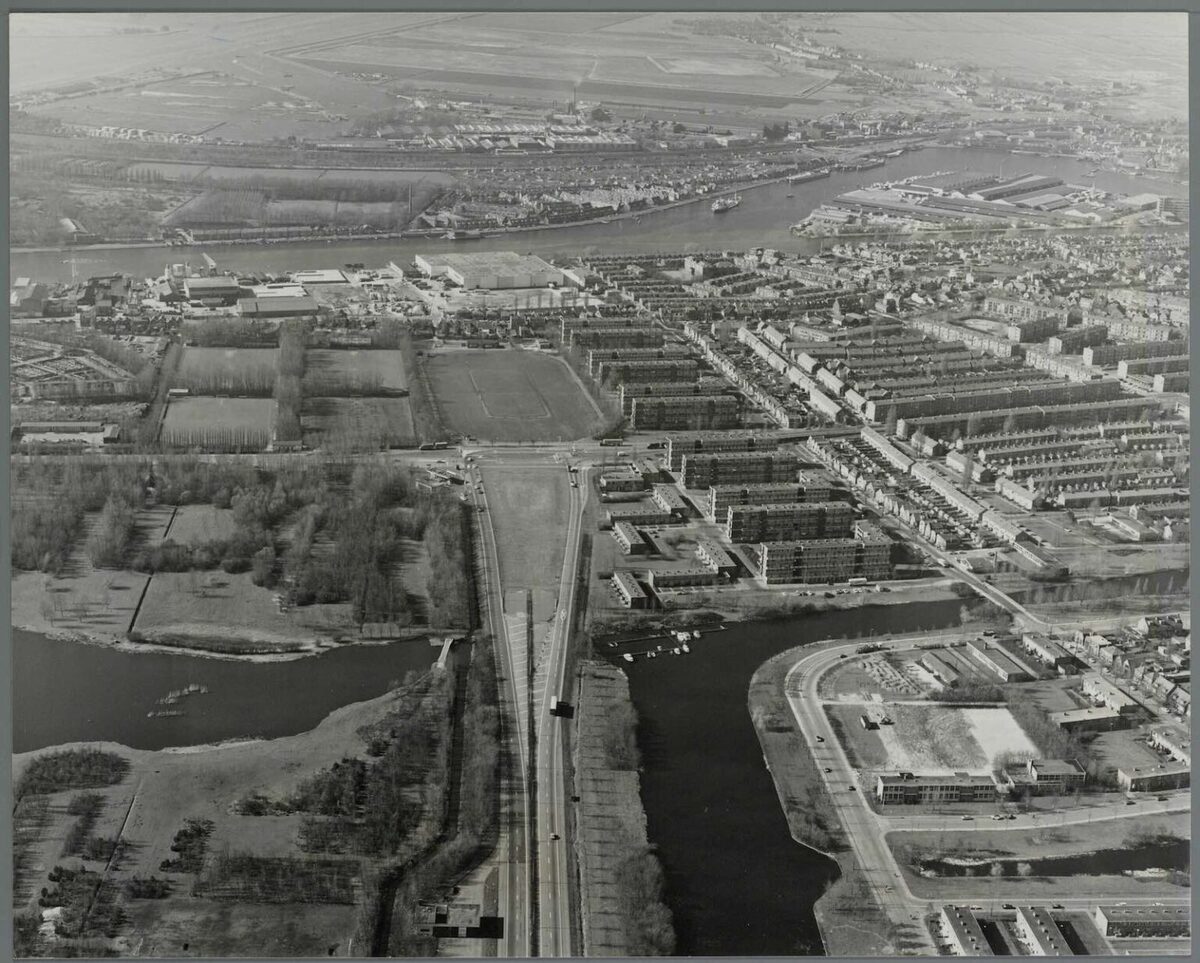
[874, 705, 1038, 775]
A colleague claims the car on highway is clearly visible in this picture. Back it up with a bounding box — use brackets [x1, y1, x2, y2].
[1007, 814, 1016, 819]
[992, 814, 1005, 820]
[815, 735, 824, 743]
[823, 767, 832, 773]
[848, 786, 856, 792]
[961, 815, 973, 821]
[1002, 903, 1015, 910]
[550, 833, 560, 841]
[1127, 799, 1137, 805]
[1157, 795, 1169, 801]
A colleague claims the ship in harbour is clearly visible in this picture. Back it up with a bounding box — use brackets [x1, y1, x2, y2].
[788, 167, 831, 183]
[711, 194, 742, 213]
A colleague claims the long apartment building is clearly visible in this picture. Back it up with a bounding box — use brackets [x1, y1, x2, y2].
[864, 377, 1123, 423]
[620, 380, 728, 417]
[569, 326, 664, 350]
[679, 449, 803, 489]
[896, 397, 1162, 443]
[666, 430, 784, 471]
[559, 315, 642, 340]
[630, 394, 741, 431]
[587, 345, 691, 376]
[1083, 340, 1188, 368]
[706, 472, 832, 522]
[751, 519, 890, 584]
[597, 358, 699, 383]
[725, 501, 853, 543]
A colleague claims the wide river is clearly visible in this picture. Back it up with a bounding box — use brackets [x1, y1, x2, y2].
[620, 596, 965, 957]
[12, 629, 442, 753]
[11, 147, 1184, 283]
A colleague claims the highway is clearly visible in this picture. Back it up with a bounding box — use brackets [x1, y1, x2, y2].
[470, 460, 531, 958]
[782, 633, 1192, 938]
[535, 466, 588, 957]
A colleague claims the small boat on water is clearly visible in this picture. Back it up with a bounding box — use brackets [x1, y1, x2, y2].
[622, 653, 634, 663]
[147, 710, 184, 719]
[712, 194, 742, 213]
[681, 643, 691, 654]
[692, 629, 701, 639]
[648, 651, 657, 659]
[786, 192, 795, 198]
[788, 167, 831, 183]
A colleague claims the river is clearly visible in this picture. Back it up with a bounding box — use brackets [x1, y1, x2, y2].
[619, 597, 965, 957]
[10, 147, 1184, 284]
[12, 629, 442, 753]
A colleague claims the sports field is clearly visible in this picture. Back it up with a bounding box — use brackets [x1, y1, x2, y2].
[426, 349, 603, 442]
[301, 396, 416, 452]
[160, 397, 276, 450]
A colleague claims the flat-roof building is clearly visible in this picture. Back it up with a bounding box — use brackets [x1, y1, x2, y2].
[238, 295, 319, 318]
[414, 251, 564, 289]
[611, 521, 643, 555]
[1014, 905, 1073, 956]
[726, 501, 853, 543]
[630, 395, 741, 432]
[695, 538, 738, 576]
[875, 771, 997, 805]
[680, 449, 802, 489]
[1116, 762, 1190, 793]
[1050, 705, 1126, 732]
[665, 430, 783, 471]
[1093, 903, 1190, 939]
[610, 571, 647, 609]
[940, 906, 994, 957]
[706, 474, 832, 522]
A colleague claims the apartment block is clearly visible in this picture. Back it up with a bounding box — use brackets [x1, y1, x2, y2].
[706, 473, 832, 521]
[611, 521, 643, 555]
[695, 538, 738, 575]
[587, 345, 691, 376]
[620, 380, 726, 417]
[725, 501, 853, 543]
[1093, 904, 1190, 939]
[596, 358, 700, 384]
[1014, 905, 1072, 956]
[569, 327, 664, 350]
[665, 430, 785, 471]
[941, 906, 994, 957]
[610, 571, 647, 608]
[630, 394, 741, 431]
[679, 449, 802, 489]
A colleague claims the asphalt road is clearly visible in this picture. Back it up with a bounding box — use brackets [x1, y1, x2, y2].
[783, 633, 1192, 937]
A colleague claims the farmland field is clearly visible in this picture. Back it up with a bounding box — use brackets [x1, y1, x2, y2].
[166, 505, 239, 546]
[160, 397, 277, 450]
[426, 349, 603, 442]
[301, 396, 416, 451]
[871, 705, 1039, 775]
[303, 348, 407, 392]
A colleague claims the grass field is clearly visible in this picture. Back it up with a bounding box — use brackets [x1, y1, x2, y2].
[177, 347, 279, 376]
[303, 349, 407, 392]
[426, 349, 602, 442]
[161, 397, 277, 450]
[134, 570, 354, 652]
[872, 705, 1039, 775]
[301, 397, 416, 451]
[479, 463, 569, 622]
[824, 704, 891, 769]
[166, 505, 239, 546]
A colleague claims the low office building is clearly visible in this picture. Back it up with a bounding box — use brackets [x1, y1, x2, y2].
[1093, 904, 1190, 939]
[1116, 762, 1190, 793]
[875, 771, 997, 805]
[647, 565, 722, 590]
[725, 501, 853, 543]
[1001, 759, 1086, 797]
[1014, 905, 1073, 956]
[651, 484, 690, 516]
[606, 504, 672, 527]
[1081, 673, 1141, 715]
[1050, 706, 1126, 732]
[599, 469, 647, 494]
[611, 521, 643, 555]
[1023, 633, 1073, 668]
[941, 906, 994, 957]
[610, 571, 647, 609]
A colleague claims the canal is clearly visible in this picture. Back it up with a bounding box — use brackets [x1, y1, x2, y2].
[619, 597, 965, 957]
[12, 629, 441, 753]
[11, 147, 1183, 284]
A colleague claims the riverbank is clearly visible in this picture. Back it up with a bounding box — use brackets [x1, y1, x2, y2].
[748, 646, 895, 957]
[573, 661, 674, 957]
[12, 676, 443, 958]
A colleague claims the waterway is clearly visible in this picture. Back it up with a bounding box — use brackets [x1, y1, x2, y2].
[11, 147, 1184, 284]
[619, 597, 965, 957]
[12, 628, 441, 753]
[918, 837, 1189, 878]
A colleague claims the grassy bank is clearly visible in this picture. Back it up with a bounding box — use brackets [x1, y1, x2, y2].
[748, 647, 898, 958]
[573, 661, 675, 956]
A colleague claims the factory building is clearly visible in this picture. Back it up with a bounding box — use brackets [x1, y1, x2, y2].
[1013, 905, 1073, 956]
[964, 639, 1033, 683]
[919, 653, 961, 686]
[725, 501, 853, 543]
[1093, 904, 1190, 939]
[630, 395, 741, 431]
[1022, 634, 1073, 668]
[238, 295, 319, 319]
[874, 771, 998, 805]
[414, 251, 564, 289]
[680, 449, 803, 489]
[184, 275, 243, 305]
